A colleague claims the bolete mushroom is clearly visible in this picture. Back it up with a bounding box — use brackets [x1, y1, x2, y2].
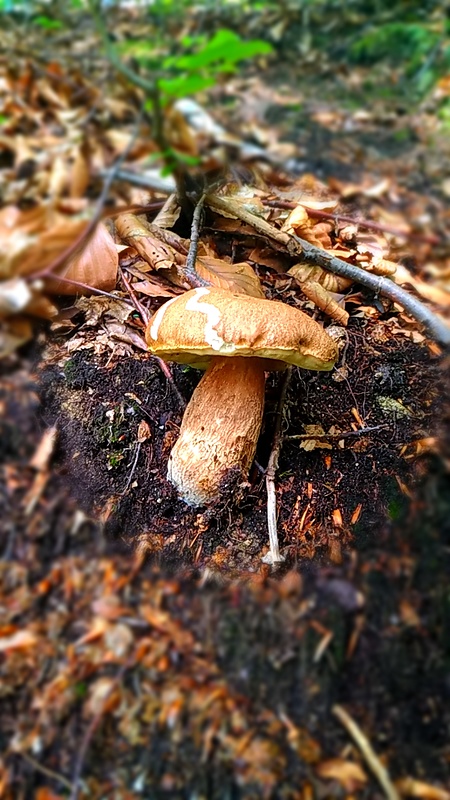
[146, 287, 337, 506]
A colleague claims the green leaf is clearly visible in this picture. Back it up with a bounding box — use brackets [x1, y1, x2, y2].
[171, 29, 272, 71]
[34, 15, 63, 30]
[159, 73, 215, 99]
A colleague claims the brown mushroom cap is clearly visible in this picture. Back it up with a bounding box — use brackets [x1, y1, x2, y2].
[146, 287, 338, 371]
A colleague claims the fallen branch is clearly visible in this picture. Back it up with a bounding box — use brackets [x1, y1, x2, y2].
[206, 193, 450, 347]
[18, 751, 73, 793]
[332, 704, 401, 800]
[69, 655, 135, 800]
[286, 424, 388, 441]
[99, 167, 176, 196]
[184, 193, 210, 288]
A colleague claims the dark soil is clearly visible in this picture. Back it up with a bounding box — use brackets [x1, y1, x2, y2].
[39, 313, 444, 577]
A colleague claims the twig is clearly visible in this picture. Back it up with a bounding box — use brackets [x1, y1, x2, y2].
[286, 424, 388, 441]
[69, 655, 135, 800]
[120, 268, 150, 325]
[264, 199, 441, 246]
[98, 168, 175, 195]
[122, 442, 142, 495]
[263, 367, 293, 566]
[151, 356, 186, 410]
[332, 704, 401, 800]
[120, 271, 186, 409]
[18, 751, 74, 793]
[184, 194, 210, 288]
[46, 275, 134, 305]
[206, 193, 450, 346]
[291, 233, 450, 345]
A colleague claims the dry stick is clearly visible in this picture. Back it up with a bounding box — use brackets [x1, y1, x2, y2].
[286, 424, 388, 441]
[47, 275, 134, 305]
[184, 193, 210, 288]
[122, 441, 142, 495]
[18, 751, 74, 793]
[99, 167, 176, 196]
[206, 194, 450, 347]
[332, 704, 401, 800]
[263, 366, 293, 565]
[69, 655, 135, 800]
[120, 267, 150, 326]
[264, 199, 441, 246]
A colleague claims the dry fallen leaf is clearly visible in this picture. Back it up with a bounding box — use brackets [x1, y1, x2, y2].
[195, 257, 264, 297]
[115, 213, 186, 272]
[47, 222, 118, 295]
[0, 629, 38, 652]
[84, 676, 121, 717]
[396, 778, 450, 800]
[299, 425, 333, 451]
[316, 757, 367, 790]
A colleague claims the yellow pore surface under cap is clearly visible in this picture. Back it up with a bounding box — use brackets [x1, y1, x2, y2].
[146, 287, 338, 371]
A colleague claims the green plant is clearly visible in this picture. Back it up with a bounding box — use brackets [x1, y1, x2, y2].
[350, 21, 450, 96]
[34, 14, 63, 29]
[88, 3, 272, 194]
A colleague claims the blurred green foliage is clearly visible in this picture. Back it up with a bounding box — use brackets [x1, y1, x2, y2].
[1, 0, 448, 102]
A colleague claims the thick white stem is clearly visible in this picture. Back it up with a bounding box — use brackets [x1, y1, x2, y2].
[167, 357, 266, 506]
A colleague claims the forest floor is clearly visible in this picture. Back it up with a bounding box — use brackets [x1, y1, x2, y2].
[0, 6, 449, 800]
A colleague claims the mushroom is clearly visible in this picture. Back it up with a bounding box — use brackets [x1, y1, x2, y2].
[146, 287, 337, 506]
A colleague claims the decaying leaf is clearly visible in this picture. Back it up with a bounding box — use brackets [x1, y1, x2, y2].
[396, 778, 450, 800]
[152, 193, 182, 230]
[316, 757, 367, 790]
[195, 257, 264, 297]
[85, 676, 121, 717]
[282, 205, 333, 249]
[0, 629, 38, 652]
[0, 278, 33, 316]
[0, 317, 34, 357]
[75, 295, 134, 326]
[289, 268, 349, 325]
[46, 223, 119, 295]
[289, 263, 352, 293]
[299, 425, 333, 451]
[115, 213, 186, 272]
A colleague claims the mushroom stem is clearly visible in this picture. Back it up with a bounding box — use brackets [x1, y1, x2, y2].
[167, 357, 266, 506]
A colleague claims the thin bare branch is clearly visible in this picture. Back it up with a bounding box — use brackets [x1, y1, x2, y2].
[120, 268, 150, 326]
[263, 366, 293, 566]
[206, 193, 450, 346]
[332, 704, 401, 800]
[286, 424, 388, 441]
[184, 194, 210, 288]
[69, 656, 135, 800]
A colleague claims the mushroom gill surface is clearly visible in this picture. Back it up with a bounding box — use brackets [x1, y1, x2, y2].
[167, 356, 265, 506]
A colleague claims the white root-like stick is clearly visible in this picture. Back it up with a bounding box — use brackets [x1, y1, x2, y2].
[263, 366, 293, 566]
[332, 704, 401, 800]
